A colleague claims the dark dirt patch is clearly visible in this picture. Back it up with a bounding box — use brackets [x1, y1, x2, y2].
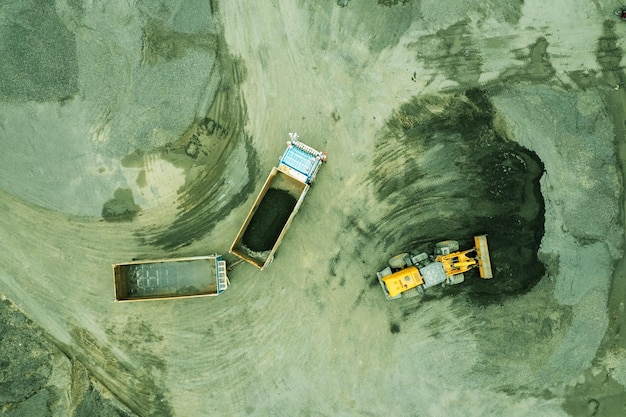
[389, 322, 401, 334]
[377, 0, 410, 6]
[102, 188, 141, 222]
[328, 252, 341, 277]
[501, 37, 556, 83]
[411, 21, 483, 87]
[369, 89, 545, 304]
[242, 188, 297, 252]
[596, 21, 622, 72]
[413, 29, 555, 90]
[307, 0, 418, 54]
[120, 150, 145, 169]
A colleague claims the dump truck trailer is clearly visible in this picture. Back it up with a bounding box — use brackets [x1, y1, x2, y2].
[377, 235, 493, 300]
[112, 255, 229, 302]
[230, 133, 326, 269]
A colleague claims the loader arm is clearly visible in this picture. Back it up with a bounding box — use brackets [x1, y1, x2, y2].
[434, 235, 493, 279]
[435, 249, 479, 276]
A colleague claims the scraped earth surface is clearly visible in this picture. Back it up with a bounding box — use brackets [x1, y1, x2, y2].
[1, 1, 626, 416]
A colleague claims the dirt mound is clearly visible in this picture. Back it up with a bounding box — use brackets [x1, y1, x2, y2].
[242, 188, 298, 252]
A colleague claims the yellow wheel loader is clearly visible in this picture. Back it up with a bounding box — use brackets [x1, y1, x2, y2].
[376, 235, 493, 300]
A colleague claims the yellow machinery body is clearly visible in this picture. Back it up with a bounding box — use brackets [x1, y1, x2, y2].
[435, 235, 492, 279]
[381, 266, 424, 298]
[377, 234, 493, 300]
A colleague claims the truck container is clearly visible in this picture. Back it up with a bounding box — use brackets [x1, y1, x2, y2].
[230, 133, 326, 269]
[112, 255, 229, 302]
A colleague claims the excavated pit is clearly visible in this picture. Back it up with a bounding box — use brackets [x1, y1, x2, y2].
[369, 89, 545, 304]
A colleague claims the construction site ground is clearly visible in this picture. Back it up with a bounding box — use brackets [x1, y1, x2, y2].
[1, 1, 626, 416]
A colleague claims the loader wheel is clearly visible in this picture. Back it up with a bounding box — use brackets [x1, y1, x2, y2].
[448, 273, 465, 285]
[388, 253, 409, 269]
[435, 240, 459, 255]
[402, 288, 420, 298]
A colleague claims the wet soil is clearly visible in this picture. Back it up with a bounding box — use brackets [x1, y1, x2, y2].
[369, 88, 545, 304]
[242, 188, 297, 252]
[101, 188, 141, 222]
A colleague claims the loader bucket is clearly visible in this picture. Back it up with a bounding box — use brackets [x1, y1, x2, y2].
[474, 235, 493, 279]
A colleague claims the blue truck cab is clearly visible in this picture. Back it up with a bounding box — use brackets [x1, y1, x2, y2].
[278, 133, 327, 184]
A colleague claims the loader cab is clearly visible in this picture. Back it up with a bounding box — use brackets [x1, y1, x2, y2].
[380, 266, 424, 299]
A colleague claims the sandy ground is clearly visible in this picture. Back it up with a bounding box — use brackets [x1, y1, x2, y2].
[2, 0, 626, 416]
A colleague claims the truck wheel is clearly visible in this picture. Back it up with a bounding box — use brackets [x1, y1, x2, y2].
[389, 253, 409, 269]
[435, 240, 459, 255]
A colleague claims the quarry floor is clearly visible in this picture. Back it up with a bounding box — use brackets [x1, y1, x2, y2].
[2, 1, 626, 416]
